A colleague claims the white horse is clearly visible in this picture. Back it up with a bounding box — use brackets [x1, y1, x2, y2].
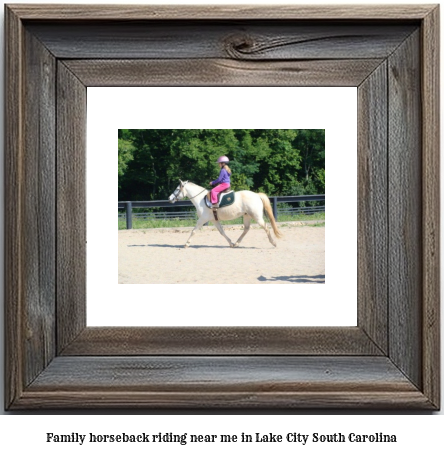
[168, 180, 282, 248]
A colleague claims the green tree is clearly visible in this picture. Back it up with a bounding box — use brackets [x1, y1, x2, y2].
[118, 129, 324, 200]
[118, 138, 135, 181]
[252, 129, 301, 195]
[293, 129, 325, 194]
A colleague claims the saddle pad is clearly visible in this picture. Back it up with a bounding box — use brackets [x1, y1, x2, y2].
[205, 190, 235, 208]
[219, 191, 235, 208]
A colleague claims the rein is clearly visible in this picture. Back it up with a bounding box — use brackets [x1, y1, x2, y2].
[187, 187, 208, 200]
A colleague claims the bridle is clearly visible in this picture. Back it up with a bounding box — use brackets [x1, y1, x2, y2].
[171, 182, 207, 202]
[171, 186, 183, 202]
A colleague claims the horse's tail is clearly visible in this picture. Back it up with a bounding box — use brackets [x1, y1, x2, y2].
[258, 193, 283, 239]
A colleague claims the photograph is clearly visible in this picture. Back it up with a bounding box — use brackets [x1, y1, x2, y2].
[118, 129, 325, 284]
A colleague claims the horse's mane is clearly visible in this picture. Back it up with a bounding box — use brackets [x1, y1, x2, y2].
[185, 181, 204, 190]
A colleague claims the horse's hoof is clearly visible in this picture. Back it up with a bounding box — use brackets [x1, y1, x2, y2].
[233, 243, 239, 248]
[184, 244, 189, 249]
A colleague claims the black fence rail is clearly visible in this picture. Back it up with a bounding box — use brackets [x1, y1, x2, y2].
[118, 195, 325, 229]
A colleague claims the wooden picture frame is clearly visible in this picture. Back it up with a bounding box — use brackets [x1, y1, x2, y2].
[5, 4, 440, 409]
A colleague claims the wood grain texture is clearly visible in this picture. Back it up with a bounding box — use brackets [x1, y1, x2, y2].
[5, 10, 58, 409]
[14, 356, 432, 409]
[421, 6, 440, 409]
[357, 62, 388, 353]
[4, 4, 24, 410]
[56, 62, 87, 353]
[61, 327, 382, 356]
[21, 28, 57, 387]
[29, 356, 418, 391]
[16, 390, 433, 410]
[7, 4, 435, 20]
[27, 22, 416, 60]
[64, 59, 384, 87]
[388, 31, 422, 388]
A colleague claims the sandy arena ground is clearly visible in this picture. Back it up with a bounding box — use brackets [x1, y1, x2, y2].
[118, 222, 325, 284]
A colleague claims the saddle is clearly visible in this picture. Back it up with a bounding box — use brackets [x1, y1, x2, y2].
[205, 189, 235, 221]
[205, 189, 235, 209]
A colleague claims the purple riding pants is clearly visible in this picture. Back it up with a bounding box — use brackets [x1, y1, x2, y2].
[211, 183, 230, 204]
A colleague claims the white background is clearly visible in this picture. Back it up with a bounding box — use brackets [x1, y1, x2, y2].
[87, 87, 357, 326]
[0, 0, 442, 451]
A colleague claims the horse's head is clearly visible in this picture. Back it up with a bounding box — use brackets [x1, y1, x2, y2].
[168, 180, 188, 203]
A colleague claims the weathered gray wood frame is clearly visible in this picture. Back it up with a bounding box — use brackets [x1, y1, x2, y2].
[5, 5, 440, 409]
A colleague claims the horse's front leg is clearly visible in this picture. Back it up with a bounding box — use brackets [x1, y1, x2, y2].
[213, 221, 235, 247]
[233, 215, 251, 247]
[184, 216, 207, 248]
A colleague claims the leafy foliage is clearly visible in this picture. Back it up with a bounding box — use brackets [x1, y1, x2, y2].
[118, 138, 135, 181]
[118, 129, 325, 200]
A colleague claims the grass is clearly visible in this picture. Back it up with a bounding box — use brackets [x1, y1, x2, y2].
[119, 212, 325, 230]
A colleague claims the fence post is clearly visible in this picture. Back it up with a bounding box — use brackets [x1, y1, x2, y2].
[272, 197, 278, 221]
[125, 201, 133, 229]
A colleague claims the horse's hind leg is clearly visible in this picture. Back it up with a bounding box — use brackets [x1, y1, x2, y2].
[255, 214, 277, 247]
[213, 221, 234, 247]
[184, 216, 208, 248]
[233, 215, 251, 247]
